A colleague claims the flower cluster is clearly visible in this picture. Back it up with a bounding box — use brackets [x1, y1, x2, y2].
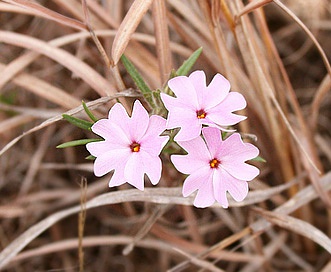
[87, 70, 260, 208]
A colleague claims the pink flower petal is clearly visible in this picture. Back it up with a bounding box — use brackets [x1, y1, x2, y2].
[124, 153, 145, 190]
[201, 127, 222, 159]
[171, 154, 206, 176]
[217, 133, 260, 180]
[166, 108, 201, 141]
[141, 135, 168, 157]
[90, 119, 112, 139]
[165, 106, 196, 128]
[108, 169, 127, 187]
[188, 70, 207, 106]
[193, 172, 215, 208]
[207, 92, 247, 126]
[220, 133, 259, 161]
[177, 135, 209, 157]
[214, 169, 248, 202]
[182, 166, 212, 197]
[145, 115, 167, 137]
[212, 170, 229, 208]
[91, 121, 130, 147]
[168, 76, 199, 108]
[160, 93, 177, 111]
[140, 115, 168, 156]
[203, 73, 230, 109]
[92, 148, 130, 177]
[86, 141, 113, 157]
[139, 151, 162, 185]
[171, 136, 210, 174]
[222, 162, 260, 181]
[129, 100, 149, 141]
[108, 103, 130, 132]
[215, 91, 246, 112]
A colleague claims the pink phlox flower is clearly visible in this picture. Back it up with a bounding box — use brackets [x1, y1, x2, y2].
[161, 70, 247, 141]
[171, 127, 260, 208]
[86, 100, 169, 190]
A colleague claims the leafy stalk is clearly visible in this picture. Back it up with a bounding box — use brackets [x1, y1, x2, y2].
[62, 114, 93, 130]
[176, 47, 202, 76]
[120, 55, 156, 108]
[82, 101, 98, 122]
[56, 138, 102, 149]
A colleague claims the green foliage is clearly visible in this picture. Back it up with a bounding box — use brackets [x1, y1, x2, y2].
[251, 156, 266, 163]
[0, 92, 16, 105]
[82, 101, 98, 122]
[56, 138, 102, 149]
[176, 47, 202, 76]
[62, 114, 93, 131]
[120, 54, 156, 108]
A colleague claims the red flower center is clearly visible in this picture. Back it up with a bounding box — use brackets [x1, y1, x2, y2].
[196, 109, 207, 119]
[209, 158, 220, 168]
[130, 142, 140, 152]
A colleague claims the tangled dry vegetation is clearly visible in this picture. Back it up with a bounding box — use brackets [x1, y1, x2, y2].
[0, 0, 331, 271]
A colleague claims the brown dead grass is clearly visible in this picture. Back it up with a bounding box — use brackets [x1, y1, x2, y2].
[0, 0, 330, 271]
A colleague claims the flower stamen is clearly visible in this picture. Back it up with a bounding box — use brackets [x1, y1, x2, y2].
[209, 158, 220, 169]
[196, 109, 207, 119]
[130, 142, 140, 152]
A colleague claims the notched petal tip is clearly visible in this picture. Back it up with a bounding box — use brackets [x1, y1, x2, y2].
[193, 196, 215, 208]
[108, 102, 129, 120]
[209, 73, 231, 92]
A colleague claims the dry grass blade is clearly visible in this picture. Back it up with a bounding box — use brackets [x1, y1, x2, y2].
[253, 207, 331, 254]
[0, 91, 139, 157]
[273, 0, 331, 78]
[0, 31, 115, 96]
[122, 204, 170, 255]
[0, 104, 62, 119]
[0, 188, 180, 269]
[78, 178, 87, 272]
[7, 235, 264, 267]
[111, 0, 154, 65]
[2, 0, 86, 30]
[171, 247, 226, 272]
[152, 0, 172, 83]
[81, 0, 126, 92]
[81, 0, 110, 69]
[168, 0, 210, 41]
[321, 261, 331, 272]
[168, 227, 252, 272]
[0, 52, 39, 91]
[173, 172, 331, 271]
[310, 74, 331, 130]
[0, 62, 81, 109]
[0, 115, 34, 135]
[19, 126, 56, 195]
[251, 172, 331, 232]
[234, 0, 323, 181]
[236, 0, 272, 18]
[1, 172, 330, 269]
[9, 236, 182, 266]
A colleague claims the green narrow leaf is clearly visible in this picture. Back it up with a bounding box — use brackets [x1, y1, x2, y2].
[85, 155, 96, 160]
[56, 138, 103, 149]
[82, 101, 98, 122]
[251, 156, 266, 163]
[176, 47, 202, 76]
[62, 114, 93, 130]
[120, 54, 156, 107]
